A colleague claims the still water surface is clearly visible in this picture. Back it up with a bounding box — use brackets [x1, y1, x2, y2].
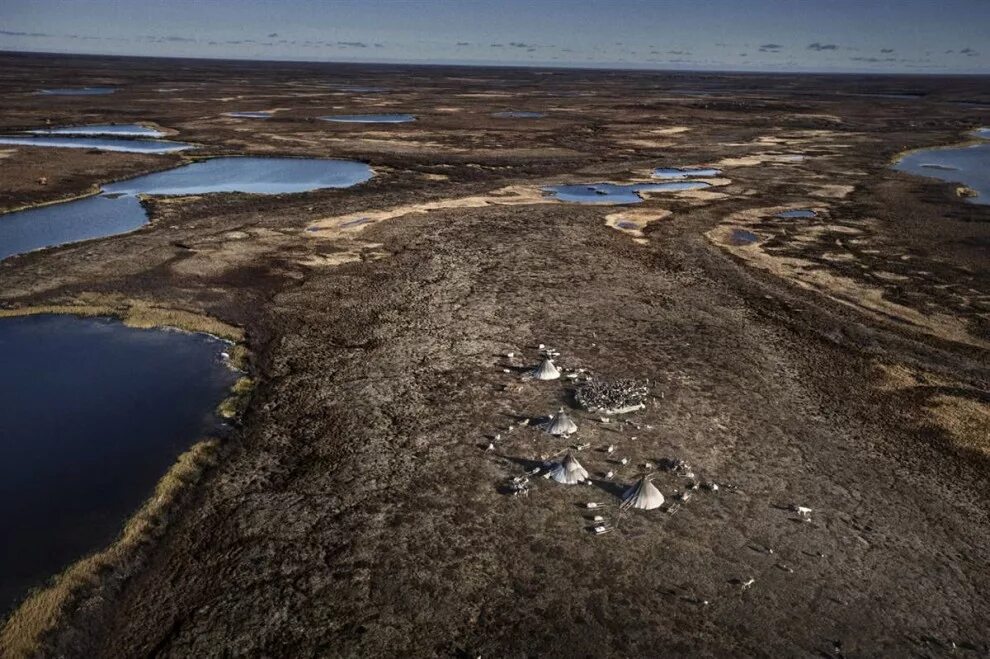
[0, 314, 236, 611]
[0, 158, 374, 260]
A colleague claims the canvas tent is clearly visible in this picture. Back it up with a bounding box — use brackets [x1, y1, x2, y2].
[543, 408, 578, 436]
[551, 453, 589, 485]
[524, 357, 561, 381]
[621, 475, 665, 510]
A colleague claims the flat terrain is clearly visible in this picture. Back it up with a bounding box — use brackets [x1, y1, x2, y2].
[1, 52, 989, 657]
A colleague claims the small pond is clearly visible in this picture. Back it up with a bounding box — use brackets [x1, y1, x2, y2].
[36, 87, 116, 96]
[28, 124, 165, 138]
[652, 167, 721, 179]
[0, 314, 237, 611]
[729, 229, 760, 245]
[223, 111, 273, 119]
[545, 181, 710, 205]
[0, 157, 374, 260]
[0, 135, 194, 154]
[492, 111, 545, 119]
[894, 130, 990, 205]
[776, 209, 816, 218]
[320, 114, 415, 123]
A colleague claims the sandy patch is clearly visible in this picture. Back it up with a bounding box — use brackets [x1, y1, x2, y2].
[297, 241, 388, 268]
[648, 126, 691, 136]
[674, 189, 732, 201]
[307, 185, 549, 239]
[811, 184, 856, 199]
[873, 271, 911, 282]
[707, 206, 986, 349]
[266, 134, 316, 144]
[618, 139, 676, 149]
[323, 138, 453, 153]
[716, 153, 806, 167]
[604, 208, 672, 243]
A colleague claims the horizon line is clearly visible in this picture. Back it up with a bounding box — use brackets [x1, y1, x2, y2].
[4, 48, 990, 78]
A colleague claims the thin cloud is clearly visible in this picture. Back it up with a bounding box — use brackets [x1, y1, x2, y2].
[807, 42, 838, 51]
[140, 35, 197, 43]
[338, 41, 368, 48]
[759, 43, 783, 53]
[850, 56, 895, 63]
[456, 42, 470, 46]
[960, 47, 979, 56]
[0, 29, 50, 37]
[881, 48, 895, 54]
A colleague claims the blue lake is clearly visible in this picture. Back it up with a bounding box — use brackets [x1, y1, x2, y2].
[0, 195, 147, 261]
[320, 114, 415, 123]
[102, 157, 374, 195]
[36, 87, 116, 96]
[653, 167, 722, 179]
[0, 314, 237, 612]
[545, 181, 710, 205]
[492, 111, 545, 119]
[0, 135, 194, 154]
[0, 157, 374, 260]
[28, 124, 165, 138]
[894, 130, 990, 205]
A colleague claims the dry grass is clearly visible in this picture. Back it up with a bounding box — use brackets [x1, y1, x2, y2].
[874, 362, 990, 456]
[0, 294, 244, 342]
[0, 439, 221, 658]
[706, 207, 987, 349]
[0, 186, 103, 214]
[927, 395, 990, 455]
[218, 376, 255, 419]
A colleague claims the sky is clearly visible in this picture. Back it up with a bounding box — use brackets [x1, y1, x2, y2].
[2, 0, 989, 74]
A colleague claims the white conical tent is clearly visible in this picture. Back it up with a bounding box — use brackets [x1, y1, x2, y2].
[622, 476, 665, 510]
[543, 408, 577, 436]
[524, 357, 561, 381]
[551, 453, 589, 484]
